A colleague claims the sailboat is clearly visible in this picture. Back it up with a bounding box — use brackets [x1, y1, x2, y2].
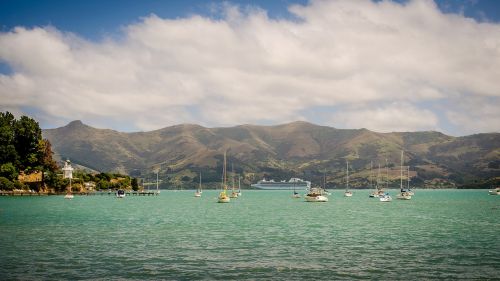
[292, 179, 300, 198]
[344, 160, 353, 197]
[230, 163, 238, 198]
[217, 151, 230, 203]
[489, 187, 500, 195]
[406, 166, 414, 196]
[236, 175, 242, 197]
[397, 151, 412, 200]
[195, 172, 202, 197]
[322, 171, 331, 195]
[305, 185, 328, 202]
[116, 189, 126, 198]
[379, 162, 392, 202]
[370, 163, 384, 198]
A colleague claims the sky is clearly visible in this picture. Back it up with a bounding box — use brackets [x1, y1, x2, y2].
[0, 0, 499, 136]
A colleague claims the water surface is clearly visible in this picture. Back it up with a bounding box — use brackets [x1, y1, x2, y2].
[1, 189, 498, 280]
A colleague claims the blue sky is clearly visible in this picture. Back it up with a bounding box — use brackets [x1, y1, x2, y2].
[1, 0, 499, 135]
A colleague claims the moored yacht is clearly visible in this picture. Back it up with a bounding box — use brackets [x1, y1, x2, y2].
[116, 189, 126, 198]
[344, 160, 353, 197]
[489, 187, 500, 195]
[305, 187, 328, 202]
[217, 152, 230, 203]
[397, 151, 412, 200]
[379, 193, 392, 202]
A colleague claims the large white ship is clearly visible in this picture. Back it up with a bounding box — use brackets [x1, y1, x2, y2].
[251, 178, 311, 190]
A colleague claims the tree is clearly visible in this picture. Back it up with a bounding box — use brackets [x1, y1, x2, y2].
[39, 139, 58, 172]
[0, 177, 14, 190]
[13, 115, 42, 171]
[0, 162, 18, 181]
[0, 112, 18, 165]
[131, 178, 139, 191]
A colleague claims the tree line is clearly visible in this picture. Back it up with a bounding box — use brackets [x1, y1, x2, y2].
[0, 112, 139, 192]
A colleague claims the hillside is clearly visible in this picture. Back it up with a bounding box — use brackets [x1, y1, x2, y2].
[42, 120, 500, 188]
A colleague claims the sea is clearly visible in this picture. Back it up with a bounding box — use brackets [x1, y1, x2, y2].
[0, 189, 498, 280]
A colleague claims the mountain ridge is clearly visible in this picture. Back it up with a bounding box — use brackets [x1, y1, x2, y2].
[42, 120, 500, 188]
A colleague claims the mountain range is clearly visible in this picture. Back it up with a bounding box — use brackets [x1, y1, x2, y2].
[42, 120, 500, 188]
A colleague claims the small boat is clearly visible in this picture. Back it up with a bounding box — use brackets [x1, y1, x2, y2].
[229, 164, 238, 198]
[236, 176, 242, 197]
[64, 193, 74, 199]
[489, 187, 500, 195]
[379, 193, 392, 202]
[406, 166, 414, 196]
[291, 179, 301, 198]
[344, 160, 353, 197]
[116, 189, 126, 198]
[217, 151, 230, 203]
[195, 172, 202, 197]
[305, 187, 328, 202]
[397, 151, 412, 200]
[370, 163, 385, 198]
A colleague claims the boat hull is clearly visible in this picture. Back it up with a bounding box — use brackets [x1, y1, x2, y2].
[218, 197, 230, 203]
[379, 195, 392, 202]
[488, 190, 499, 195]
[305, 195, 328, 202]
[396, 194, 411, 200]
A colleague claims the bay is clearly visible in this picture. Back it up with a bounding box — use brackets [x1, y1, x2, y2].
[0, 189, 498, 280]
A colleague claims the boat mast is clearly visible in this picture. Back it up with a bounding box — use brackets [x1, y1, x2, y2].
[232, 163, 235, 192]
[223, 151, 227, 190]
[377, 163, 381, 190]
[385, 158, 389, 190]
[346, 160, 349, 191]
[400, 151, 404, 191]
[407, 166, 410, 190]
[199, 172, 202, 192]
[370, 161, 373, 189]
[156, 169, 159, 192]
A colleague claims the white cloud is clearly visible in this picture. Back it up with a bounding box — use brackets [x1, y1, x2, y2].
[0, 0, 499, 135]
[330, 102, 439, 133]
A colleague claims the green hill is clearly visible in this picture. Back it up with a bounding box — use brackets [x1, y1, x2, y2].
[42, 120, 500, 189]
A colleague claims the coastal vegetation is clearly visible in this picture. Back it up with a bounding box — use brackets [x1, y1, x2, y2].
[0, 112, 136, 193]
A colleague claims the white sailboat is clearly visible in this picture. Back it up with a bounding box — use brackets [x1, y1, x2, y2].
[322, 171, 331, 195]
[230, 163, 238, 198]
[305, 175, 328, 202]
[370, 163, 384, 198]
[305, 186, 328, 202]
[236, 175, 242, 197]
[344, 160, 353, 197]
[379, 162, 392, 202]
[292, 179, 301, 198]
[379, 193, 392, 202]
[217, 151, 230, 203]
[195, 172, 202, 197]
[116, 189, 126, 198]
[488, 187, 499, 195]
[406, 166, 415, 196]
[397, 151, 412, 200]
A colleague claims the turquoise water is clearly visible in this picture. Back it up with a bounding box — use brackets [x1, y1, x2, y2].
[0, 190, 498, 280]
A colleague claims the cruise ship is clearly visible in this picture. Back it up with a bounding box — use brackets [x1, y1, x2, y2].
[251, 178, 311, 190]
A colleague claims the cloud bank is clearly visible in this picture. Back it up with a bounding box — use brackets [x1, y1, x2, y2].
[0, 0, 499, 135]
